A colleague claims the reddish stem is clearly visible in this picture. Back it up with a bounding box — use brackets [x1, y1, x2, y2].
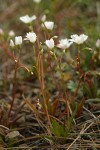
[38, 53, 44, 95]
[48, 52, 63, 99]
[0, 43, 29, 72]
[6, 61, 18, 127]
[70, 75, 82, 104]
[40, 55, 45, 92]
[70, 51, 84, 103]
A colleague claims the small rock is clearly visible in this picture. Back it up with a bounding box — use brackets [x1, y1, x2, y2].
[5, 131, 23, 142]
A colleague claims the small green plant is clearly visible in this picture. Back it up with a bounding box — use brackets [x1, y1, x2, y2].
[51, 107, 77, 138]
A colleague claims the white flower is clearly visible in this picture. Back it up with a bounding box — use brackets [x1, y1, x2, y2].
[33, 0, 41, 3]
[41, 15, 46, 22]
[44, 21, 54, 30]
[70, 34, 88, 44]
[57, 38, 73, 50]
[15, 36, 22, 45]
[24, 32, 37, 43]
[45, 38, 54, 49]
[9, 30, 15, 37]
[10, 40, 14, 47]
[10, 36, 22, 47]
[96, 39, 100, 48]
[20, 14, 36, 24]
[0, 28, 4, 35]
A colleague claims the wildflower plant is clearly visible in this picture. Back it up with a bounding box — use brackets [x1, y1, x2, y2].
[0, 1, 99, 145]
[7, 17, 98, 131]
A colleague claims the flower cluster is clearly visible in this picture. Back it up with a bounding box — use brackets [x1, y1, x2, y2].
[70, 34, 88, 45]
[10, 13, 88, 54]
[10, 36, 22, 47]
[10, 32, 37, 47]
[19, 14, 54, 31]
[45, 34, 88, 51]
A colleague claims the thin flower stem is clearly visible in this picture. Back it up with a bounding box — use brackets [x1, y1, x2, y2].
[6, 48, 21, 127]
[29, 22, 33, 31]
[57, 59, 70, 119]
[40, 54, 44, 91]
[37, 52, 52, 128]
[0, 43, 29, 72]
[38, 53, 44, 95]
[48, 52, 64, 99]
[71, 76, 82, 103]
[77, 45, 84, 75]
[6, 61, 18, 127]
[58, 58, 68, 99]
[70, 46, 84, 103]
[33, 45, 36, 63]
